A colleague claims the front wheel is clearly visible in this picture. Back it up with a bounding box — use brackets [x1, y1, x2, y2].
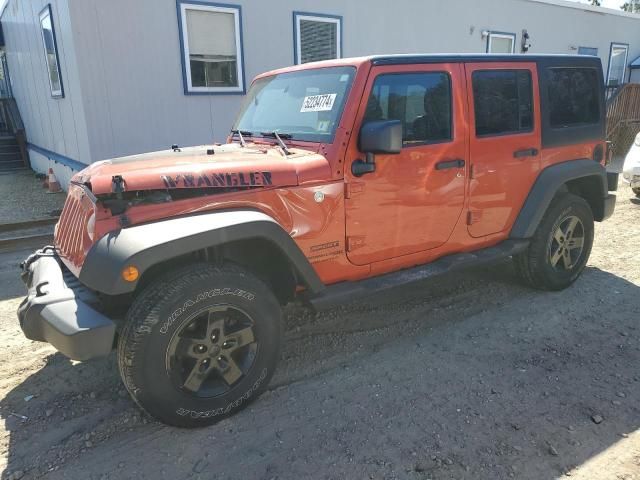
[117, 264, 282, 427]
[514, 193, 594, 291]
[632, 187, 640, 197]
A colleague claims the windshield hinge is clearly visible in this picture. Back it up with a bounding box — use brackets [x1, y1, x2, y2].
[111, 175, 126, 194]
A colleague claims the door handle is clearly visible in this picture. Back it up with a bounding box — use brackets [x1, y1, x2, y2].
[513, 148, 539, 159]
[435, 159, 465, 170]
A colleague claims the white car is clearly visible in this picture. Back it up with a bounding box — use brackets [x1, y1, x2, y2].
[622, 132, 640, 197]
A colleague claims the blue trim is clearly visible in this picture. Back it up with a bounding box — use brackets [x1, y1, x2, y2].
[606, 42, 630, 86]
[292, 11, 343, 65]
[485, 31, 516, 54]
[39, 4, 65, 99]
[27, 143, 86, 171]
[176, 0, 246, 96]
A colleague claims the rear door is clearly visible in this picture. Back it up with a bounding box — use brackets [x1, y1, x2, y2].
[465, 62, 541, 237]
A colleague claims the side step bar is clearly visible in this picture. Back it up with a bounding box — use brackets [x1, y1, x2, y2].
[307, 239, 529, 311]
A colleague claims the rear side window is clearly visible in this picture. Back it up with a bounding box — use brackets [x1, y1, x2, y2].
[472, 70, 533, 136]
[548, 68, 600, 128]
[364, 72, 452, 145]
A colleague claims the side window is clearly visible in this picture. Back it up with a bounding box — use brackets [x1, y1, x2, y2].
[39, 5, 63, 98]
[363, 72, 452, 145]
[178, 3, 244, 93]
[548, 68, 600, 128]
[472, 70, 533, 136]
[294, 13, 341, 65]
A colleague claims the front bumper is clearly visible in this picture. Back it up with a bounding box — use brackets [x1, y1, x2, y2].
[17, 247, 115, 361]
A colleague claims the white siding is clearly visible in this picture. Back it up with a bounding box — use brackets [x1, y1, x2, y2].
[4, 0, 640, 165]
[1, 0, 91, 173]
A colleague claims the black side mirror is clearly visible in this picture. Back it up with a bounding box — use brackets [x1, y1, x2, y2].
[359, 120, 402, 154]
[352, 120, 402, 177]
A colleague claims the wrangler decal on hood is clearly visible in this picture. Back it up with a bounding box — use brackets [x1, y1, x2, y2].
[161, 171, 273, 189]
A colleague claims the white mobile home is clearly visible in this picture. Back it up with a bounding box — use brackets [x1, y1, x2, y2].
[1, 0, 640, 186]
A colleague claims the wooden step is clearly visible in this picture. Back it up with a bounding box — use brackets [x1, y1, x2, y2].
[0, 153, 22, 162]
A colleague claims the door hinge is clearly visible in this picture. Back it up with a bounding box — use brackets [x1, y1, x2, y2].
[346, 236, 366, 252]
[467, 210, 482, 225]
[344, 182, 365, 199]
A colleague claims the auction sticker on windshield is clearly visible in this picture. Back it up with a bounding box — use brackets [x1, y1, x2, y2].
[301, 94, 337, 113]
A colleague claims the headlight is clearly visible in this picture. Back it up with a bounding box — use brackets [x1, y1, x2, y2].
[635, 133, 640, 147]
[86, 212, 95, 241]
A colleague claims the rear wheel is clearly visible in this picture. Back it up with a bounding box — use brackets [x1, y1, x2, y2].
[117, 263, 282, 427]
[514, 193, 594, 291]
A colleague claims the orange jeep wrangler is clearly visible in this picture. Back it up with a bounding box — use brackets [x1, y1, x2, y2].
[19, 54, 617, 427]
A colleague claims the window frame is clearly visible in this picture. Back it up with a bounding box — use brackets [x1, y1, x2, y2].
[486, 31, 516, 54]
[365, 71, 454, 149]
[293, 11, 342, 65]
[176, 1, 245, 95]
[38, 4, 64, 99]
[471, 69, 535, 138]
[606, 42, 629, 87]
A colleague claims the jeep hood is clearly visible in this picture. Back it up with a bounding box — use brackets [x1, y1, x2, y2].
[74, 143, 331, 195]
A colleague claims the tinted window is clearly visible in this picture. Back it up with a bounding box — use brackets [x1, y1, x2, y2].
[548, 68, 600, 128]
[364, 73, 452, 145]
[472, 70, 533, 136]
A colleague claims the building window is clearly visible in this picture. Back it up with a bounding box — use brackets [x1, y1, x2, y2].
[39, 5, 63, 98]
[178, 2, 244, 94]
[486, 32, 516, 54]
[363, 73, 452, 146]
[472, 70, 533, 136]
[578, 47, 598, 56]
[606, 42, 629, 87]
[548, 68, 600, 128]
[293, 12, 342, 65]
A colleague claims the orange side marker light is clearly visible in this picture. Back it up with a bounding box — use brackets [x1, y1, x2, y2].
[122, 265, 139, 282]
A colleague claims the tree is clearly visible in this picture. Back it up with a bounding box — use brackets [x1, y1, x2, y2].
[591, 0, 601, 5]
[621, 0, 640, 12]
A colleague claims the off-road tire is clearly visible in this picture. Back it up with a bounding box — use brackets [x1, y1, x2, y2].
[117, 263, 282, 428]
[514, 193, 594, 291]
[632, 187, 640, 197]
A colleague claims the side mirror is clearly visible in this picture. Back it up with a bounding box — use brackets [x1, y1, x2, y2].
[352, 120, 402, 177]
[359, 120, 402, 154]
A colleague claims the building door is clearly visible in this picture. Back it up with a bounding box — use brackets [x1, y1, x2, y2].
[465, 62, 541, 238]
[344, 63, 467, 266]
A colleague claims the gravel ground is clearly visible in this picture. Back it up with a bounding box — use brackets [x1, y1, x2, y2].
[0, 171, 65, 224]
[0, 181, 639, 480]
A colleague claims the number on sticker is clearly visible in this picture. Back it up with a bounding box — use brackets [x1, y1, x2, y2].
[301, 94, 337, 113]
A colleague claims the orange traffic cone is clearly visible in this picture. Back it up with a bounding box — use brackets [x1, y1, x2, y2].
[47, 168, 62, 194]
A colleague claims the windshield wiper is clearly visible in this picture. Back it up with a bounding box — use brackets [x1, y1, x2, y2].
[230, 129, 252, 147]
[260, 131, 292, 155]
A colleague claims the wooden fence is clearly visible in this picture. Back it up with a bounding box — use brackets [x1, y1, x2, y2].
[606, 83, 640, 160]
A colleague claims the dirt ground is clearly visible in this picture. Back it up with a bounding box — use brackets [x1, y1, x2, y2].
[1, 182, 639, 480]
[0, 171, 65, 224]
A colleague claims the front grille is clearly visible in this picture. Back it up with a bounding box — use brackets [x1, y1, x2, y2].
[54, 183, 96, 271]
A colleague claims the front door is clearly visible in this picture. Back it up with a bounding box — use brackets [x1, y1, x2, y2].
[345, 63, 467, 266]
[465, 62, 541, 237]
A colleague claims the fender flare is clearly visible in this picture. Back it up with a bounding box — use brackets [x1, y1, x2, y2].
[510, 159, 608, 239]
[79, 210, 324, 296]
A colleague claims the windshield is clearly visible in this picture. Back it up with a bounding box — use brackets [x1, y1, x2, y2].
[233, 66, 356, 143]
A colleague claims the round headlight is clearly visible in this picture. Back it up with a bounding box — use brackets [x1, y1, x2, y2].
[635, 132, 640, 147]
[86, 212, 95, 241]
